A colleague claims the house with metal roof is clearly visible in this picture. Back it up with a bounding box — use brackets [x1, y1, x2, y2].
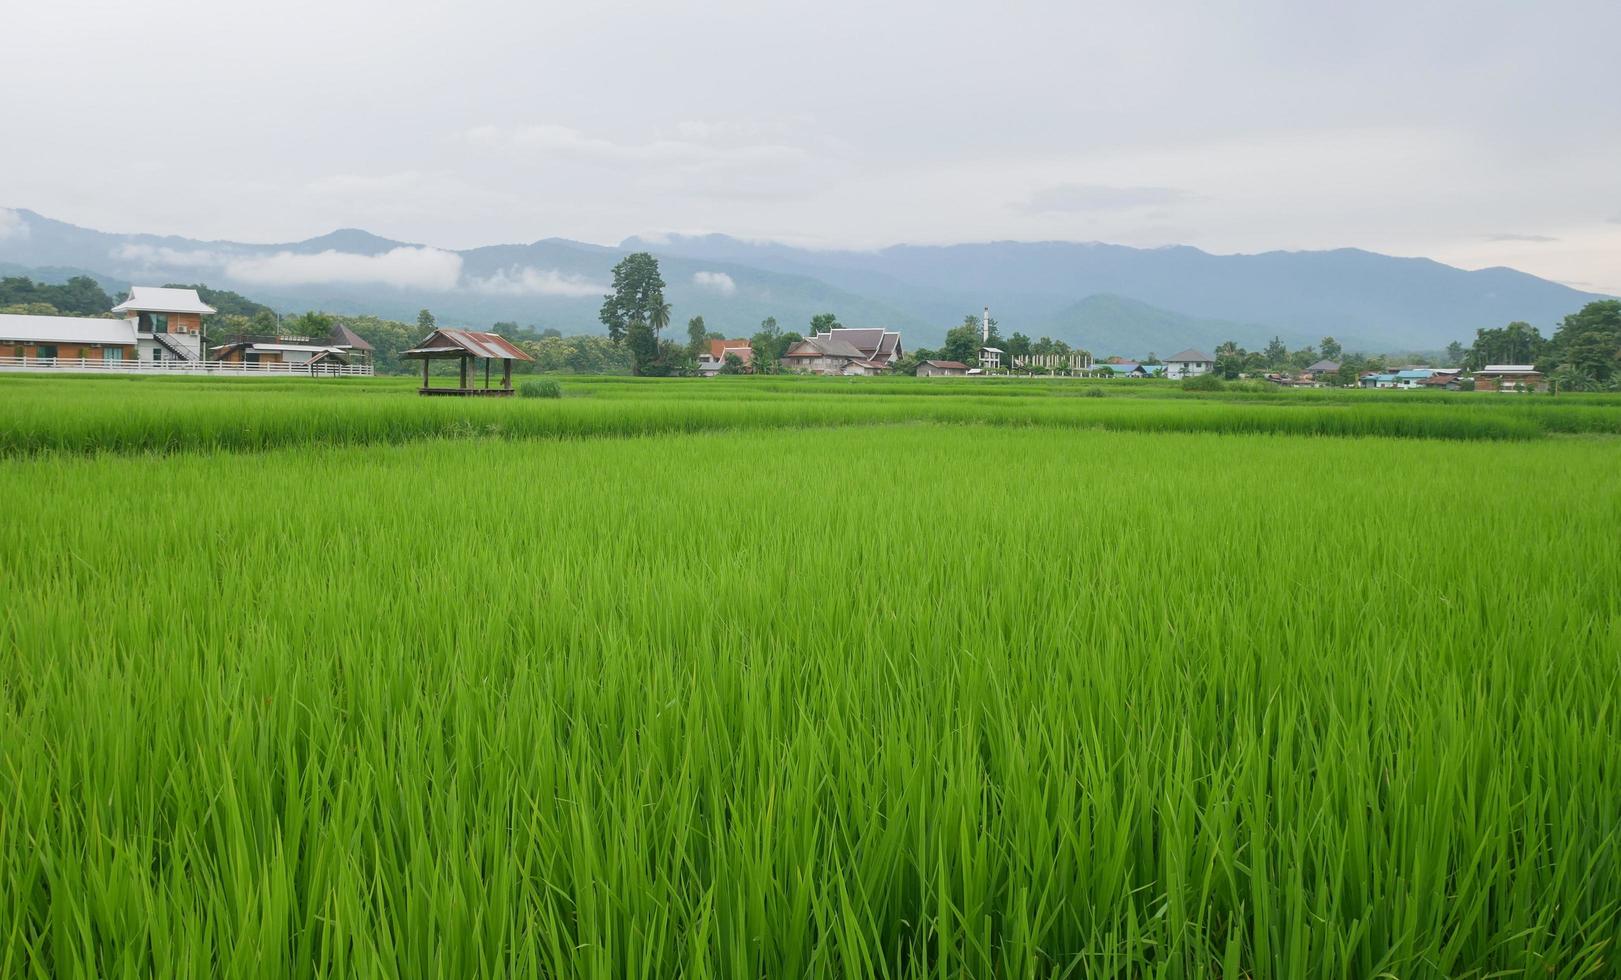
[1473, 364, 1546, 392]
[1305, 359, 1342, 377]
[1164, 349, 1215, 379]
[916, 359, 970, 377]
[1, 285, 215, 369]
[402, 328, 533, 395]
[0, 286, 378, 376]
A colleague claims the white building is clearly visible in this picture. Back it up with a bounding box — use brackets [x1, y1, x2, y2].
[1164, 348, 1215, 379]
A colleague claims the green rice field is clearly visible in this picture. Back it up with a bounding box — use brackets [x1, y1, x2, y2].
[2, 373, 1619, 978]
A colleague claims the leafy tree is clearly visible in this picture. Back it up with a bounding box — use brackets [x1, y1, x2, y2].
[417, 309, 436, 332]
[809, 312, 841, 334]
[750, 317, 782, 373]
[0, 275, 114, 316]
[940, 323, 982, 367]
[1006, 332, 1032, 359]
[719, 352, 745, 375]
[1263, 336, 1288, 366]
[1548, 300, 1621, 380]
[250, 310, 279, 334]
[288, 311, 334, 339]
[1214, 340, 1247, 379]
[540, 327, 563, 339]
[491, 321, 520, 337]
[776, 331, 804, 360]
[599, 252, 666, 343]
[1466, 321, 1546, 370]
[687, 316, 707, 357]
[626, 319, 657, 375]
[1444, 341, 1466, 367]
[1334, 363, 1360, 387]
[0, 302, 59, 315]
[1318, 336, 1342, 361]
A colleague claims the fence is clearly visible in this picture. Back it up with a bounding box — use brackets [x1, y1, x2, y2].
[0, 356, 373, 377]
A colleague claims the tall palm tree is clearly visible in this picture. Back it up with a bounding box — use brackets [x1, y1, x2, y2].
[648, 296, 672, 336]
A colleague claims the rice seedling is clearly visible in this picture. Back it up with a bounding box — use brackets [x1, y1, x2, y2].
[1, 415, 1617, 978]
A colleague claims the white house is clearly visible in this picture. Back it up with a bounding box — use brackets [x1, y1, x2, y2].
[111, 286, 218, 363]
[1164, 348, 1215, 379]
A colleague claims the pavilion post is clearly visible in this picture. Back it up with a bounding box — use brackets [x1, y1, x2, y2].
[422, 357, 429, 391]
[459, 355, 468, 390]
[502, 359, 512, 390]
[485, 358, 491, 390]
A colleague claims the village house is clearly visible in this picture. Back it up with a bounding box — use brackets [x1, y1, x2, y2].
[916, 359, 970, 377]
[1164, 349, 1215, 379]
[0, 287, 375, 375]
[1305, 359, 1341, 378]
[696, 338, 753, 376]
[1473, 364, 1546, 392]
[780, 327, 903, 375]
[978, 346, 1005, 371]
[1, 285, 217, 368]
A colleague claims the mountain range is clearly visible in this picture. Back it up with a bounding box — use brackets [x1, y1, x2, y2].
[1, 207, 1606, 354]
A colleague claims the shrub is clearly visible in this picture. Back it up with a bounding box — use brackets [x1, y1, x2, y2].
[519, 380, 562, 399]
[1181, 373, 1225, 392]
[1083, 387, 1106, 398]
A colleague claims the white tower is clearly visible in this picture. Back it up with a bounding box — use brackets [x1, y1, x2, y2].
[982, 306, 989, 344]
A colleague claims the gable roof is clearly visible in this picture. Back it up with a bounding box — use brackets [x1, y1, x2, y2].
[706, 338, 753, 359]
[1166, 349, 1214, 363]
[1305, 359, 1341, 372]
[1480, 364, 1539, 374]
[111, 286, 217, 315]
[0, 313, 139, 346]
[327, 322, 374, 351]
[784, 336, 866, 359]
[920, 360, 969, 370]
[401, 328, 533, 361]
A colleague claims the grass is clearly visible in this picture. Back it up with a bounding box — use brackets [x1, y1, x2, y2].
[1, 375, 1619, 977]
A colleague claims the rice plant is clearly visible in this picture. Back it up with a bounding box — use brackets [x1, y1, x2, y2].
[1, 416, 1617, 978]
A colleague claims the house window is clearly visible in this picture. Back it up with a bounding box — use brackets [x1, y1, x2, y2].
[139, 312, 169, 334]
[152, 347, 163, 362]
[104, 347, 124, 362]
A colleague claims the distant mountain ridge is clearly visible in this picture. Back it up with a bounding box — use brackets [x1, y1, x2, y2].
[1, 208, 1606, 354]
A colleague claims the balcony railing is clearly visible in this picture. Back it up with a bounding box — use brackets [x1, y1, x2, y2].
[0, 356, 374, 377]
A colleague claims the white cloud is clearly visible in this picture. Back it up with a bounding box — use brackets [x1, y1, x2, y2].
[692, 271, 737, 296]
[0, 208, 29, 241]
[113, 243, 223, 267]
[225, 247, 463, 290]
[464, 123, 807, 169]
[466, 266, 606, 298]
[1016, 184, 1194, 214]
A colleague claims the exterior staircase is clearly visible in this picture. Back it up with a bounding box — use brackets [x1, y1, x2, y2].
[153, 332, 198, 361]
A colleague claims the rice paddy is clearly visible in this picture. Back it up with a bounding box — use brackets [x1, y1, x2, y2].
[2, 374, 1619, 978]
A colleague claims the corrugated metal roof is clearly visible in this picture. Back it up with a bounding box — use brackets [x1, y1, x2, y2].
[110, 286, 217, 315]
[0, 313, 139, 345]
[1167, 349, 1214, 363]
[1481, 364, 1539, 373]
[921, 360, 969, 369]
[402, 328, 534, 361]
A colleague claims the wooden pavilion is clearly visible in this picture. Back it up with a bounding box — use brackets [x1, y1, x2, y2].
[401, 328, 533, 396]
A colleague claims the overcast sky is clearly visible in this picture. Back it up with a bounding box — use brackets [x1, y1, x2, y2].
[3, 0, 1618, 293]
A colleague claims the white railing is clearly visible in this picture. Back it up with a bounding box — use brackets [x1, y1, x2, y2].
[0, 356, 374, 377]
